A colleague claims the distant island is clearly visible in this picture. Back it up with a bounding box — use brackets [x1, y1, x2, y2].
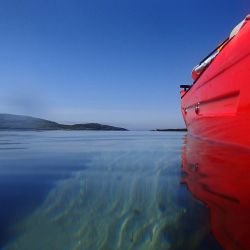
[0, 114, 128, 131]
[152, 128, 187, 132]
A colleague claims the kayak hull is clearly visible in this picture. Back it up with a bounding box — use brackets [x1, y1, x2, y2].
[181, 19, 250, 148]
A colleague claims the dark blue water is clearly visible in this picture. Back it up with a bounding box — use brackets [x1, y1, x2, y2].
[0, 131, 222, 250]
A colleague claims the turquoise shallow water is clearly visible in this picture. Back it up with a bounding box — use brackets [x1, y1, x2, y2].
[0, 131, 221, 250]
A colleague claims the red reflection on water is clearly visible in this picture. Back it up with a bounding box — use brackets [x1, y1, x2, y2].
[182, 135, 250, 250]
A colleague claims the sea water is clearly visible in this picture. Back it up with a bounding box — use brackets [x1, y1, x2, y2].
[0, 131, 222, 250]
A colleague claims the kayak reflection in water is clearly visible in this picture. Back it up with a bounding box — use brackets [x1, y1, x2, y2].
[181, 135, 250, 250]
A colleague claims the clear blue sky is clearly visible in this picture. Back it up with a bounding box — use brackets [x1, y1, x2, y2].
[0, 0, 249, 129]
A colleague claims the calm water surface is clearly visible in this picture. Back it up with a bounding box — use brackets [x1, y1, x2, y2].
[0, 131, 244, 249]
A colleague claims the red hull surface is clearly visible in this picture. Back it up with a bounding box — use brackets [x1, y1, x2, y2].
[181, 17, 250, 148]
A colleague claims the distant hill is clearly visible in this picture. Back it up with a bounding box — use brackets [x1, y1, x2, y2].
[152, 128, 187, 132]
[0, 114, 127, 131]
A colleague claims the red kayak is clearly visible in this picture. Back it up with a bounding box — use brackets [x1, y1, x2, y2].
[182, 135, 250, 250]
[180, 15, 250, 148]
